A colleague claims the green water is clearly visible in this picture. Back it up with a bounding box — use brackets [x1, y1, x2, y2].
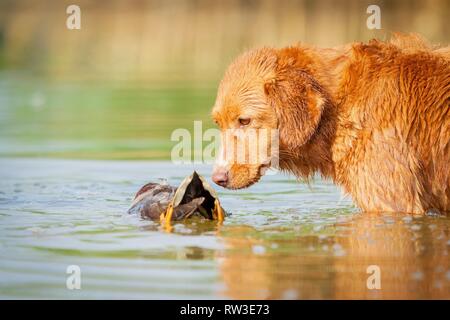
[0, 159, 449, 299]
[0, 76, 216, 159]
[0, 77, 449, 299]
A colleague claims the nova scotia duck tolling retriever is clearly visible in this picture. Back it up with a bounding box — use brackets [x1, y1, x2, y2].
[211, 33, 450, 214]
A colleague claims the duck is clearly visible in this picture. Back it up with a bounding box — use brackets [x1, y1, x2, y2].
[128, 171, 226, 224]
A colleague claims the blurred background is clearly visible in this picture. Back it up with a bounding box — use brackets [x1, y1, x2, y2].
[0, 0, 449, 160]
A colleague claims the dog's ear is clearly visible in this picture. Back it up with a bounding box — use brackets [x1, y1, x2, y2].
[264, 69, 326, 149]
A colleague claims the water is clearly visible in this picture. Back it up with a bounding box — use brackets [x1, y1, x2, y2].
[0, 158, 448, 299]
[0, 77, 217, 160]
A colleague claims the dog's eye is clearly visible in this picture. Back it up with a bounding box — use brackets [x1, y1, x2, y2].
[238, 118, 251, 126]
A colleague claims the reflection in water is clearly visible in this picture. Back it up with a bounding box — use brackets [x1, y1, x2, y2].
[218, 214, 449, 299]
[0, 159, 448, 299]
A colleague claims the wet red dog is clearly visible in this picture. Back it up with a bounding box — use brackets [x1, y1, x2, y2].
[211, 34, 449, 214]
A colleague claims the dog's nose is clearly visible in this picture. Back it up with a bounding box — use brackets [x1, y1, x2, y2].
[212, 169, 228, 187]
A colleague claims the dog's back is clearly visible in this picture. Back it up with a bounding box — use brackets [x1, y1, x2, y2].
[333, 34, 450, 213]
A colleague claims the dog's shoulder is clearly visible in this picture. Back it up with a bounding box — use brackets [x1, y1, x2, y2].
[349, 33, 449, 66]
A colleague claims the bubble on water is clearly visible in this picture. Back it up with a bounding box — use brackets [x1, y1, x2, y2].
[318, 235, 327, 240]
[157, 178, 169, 185]
[411, 224, 421, 231]
[334, 250, 346, 257]
[282, 289, 298, 300]
[402, 216, 413, 223]
[411, 271, 424, 281]
[313, 225, 323, 232]
[252, 245, 266, 255]
[270, 243, 279, 249]
[27, 227, 45, 235]
[428, 224, 437, 230]
[322, 245, 329, 251]
[257, 289, 270, 299]
[425, 208, 441, 216]
[174, 225, 193, 234]
[332, 243, 342, 251]
[332, 243, 346, 256]
[30, 91, 46, 110]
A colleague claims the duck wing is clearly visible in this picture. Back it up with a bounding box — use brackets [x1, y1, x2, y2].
[128, 184, 177, 219]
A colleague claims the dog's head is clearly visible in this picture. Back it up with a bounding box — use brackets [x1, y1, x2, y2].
[211, 47, 328, 189]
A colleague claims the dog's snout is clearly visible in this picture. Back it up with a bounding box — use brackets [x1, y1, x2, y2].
[212, 168, 228, 187]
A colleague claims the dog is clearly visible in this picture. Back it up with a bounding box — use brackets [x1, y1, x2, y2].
[211, 33, 449, 214]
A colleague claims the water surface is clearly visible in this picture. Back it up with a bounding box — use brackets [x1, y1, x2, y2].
[0, 158, 448, 299]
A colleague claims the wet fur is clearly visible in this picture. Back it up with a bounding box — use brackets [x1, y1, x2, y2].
[212, 33, 450, 214]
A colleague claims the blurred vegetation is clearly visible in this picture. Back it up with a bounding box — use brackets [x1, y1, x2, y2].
[0, 0, 448, 159]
